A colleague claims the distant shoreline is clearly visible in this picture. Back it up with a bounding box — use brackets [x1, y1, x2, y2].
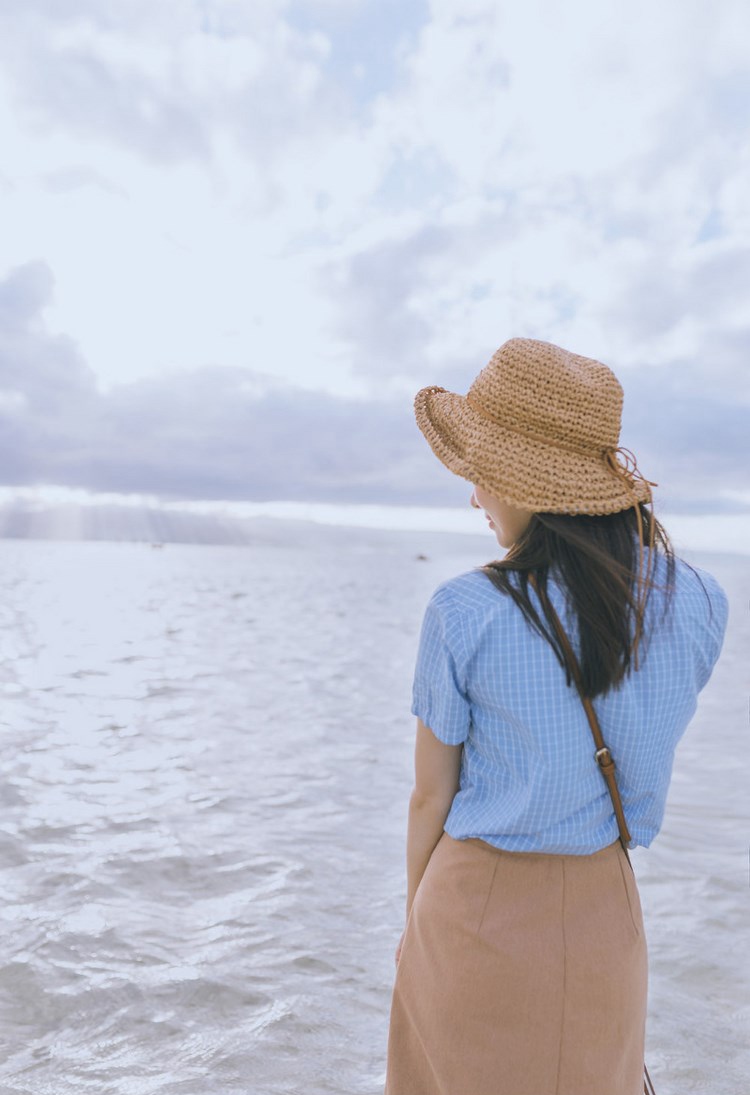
[0, 497, 747, 563]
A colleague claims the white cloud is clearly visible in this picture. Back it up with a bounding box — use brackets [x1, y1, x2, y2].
[0, 258, 746, 513]
[0, 260, 459, 504]
[0, 0, 747, 509]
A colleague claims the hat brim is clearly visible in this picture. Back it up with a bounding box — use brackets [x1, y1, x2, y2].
[414, 386, 652, 516]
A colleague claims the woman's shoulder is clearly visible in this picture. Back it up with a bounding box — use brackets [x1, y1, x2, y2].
[432, 566, 494, 597]
[421, 569, 519, 658]
[669, 555, 729, 622]
[644, 554, 729, 674]
[428, 567, 515, 622]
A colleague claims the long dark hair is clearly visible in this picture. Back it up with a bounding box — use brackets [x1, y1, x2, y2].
[480, 504, 676, 699]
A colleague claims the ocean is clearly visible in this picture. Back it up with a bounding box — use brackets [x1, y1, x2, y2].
[0, 522, 747, 1094]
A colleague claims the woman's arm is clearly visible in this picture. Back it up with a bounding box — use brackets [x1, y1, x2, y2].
[405, 717, 463, 920]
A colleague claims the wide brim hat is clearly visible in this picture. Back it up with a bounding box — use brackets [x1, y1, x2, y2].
[414, 338, 652, 516]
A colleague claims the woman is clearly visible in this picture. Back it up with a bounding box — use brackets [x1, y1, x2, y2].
[384, 338, 728, 1095]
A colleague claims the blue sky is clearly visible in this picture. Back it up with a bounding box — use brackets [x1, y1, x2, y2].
[0, 0, 748, 513]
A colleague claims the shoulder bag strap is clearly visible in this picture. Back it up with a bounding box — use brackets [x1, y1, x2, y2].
[528, 575, 658, 1095]
[529, 574, 632, 852]
[531, 576, 633, 853]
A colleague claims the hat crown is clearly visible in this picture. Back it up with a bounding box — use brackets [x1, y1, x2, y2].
[468, 338, 623, 453]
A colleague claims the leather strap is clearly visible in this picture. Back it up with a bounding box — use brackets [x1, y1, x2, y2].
[531, 576, 633, 854]
[644, 1063, 657, 1095]
[525, 573, 630, 854]
[528, 574, 657, 1095]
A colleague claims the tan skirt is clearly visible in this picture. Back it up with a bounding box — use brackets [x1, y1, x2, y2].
[385, 832, 647, 1095]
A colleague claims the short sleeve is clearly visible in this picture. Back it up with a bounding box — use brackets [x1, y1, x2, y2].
[692, 569, 729, 691]
[410, 589, 472, 745]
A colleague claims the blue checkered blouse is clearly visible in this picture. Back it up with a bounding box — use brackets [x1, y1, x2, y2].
[411, 553, 728, 853]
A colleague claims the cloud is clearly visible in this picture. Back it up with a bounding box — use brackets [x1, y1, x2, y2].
[0, 260, 747, 512]
[0, 262, 98, 482]
[41, 166, 126, 195]
[28, 49, 210, 165]
[319, 223, 451, 380]
[0, 1, 748, 515]
[619, 357, 750, 513]
[0, 262, 97, 405]
[0, 261, 460, 506]
[0, 0, 422, 168]
[102, 368, 473, 505]
[308, 0, 750, 408]
[0, 10, 212, 165]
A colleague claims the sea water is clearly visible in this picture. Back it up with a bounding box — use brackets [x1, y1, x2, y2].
[0, 528, 746, 1094]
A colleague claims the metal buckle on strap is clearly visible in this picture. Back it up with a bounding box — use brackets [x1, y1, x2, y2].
[594, 746, 613, 767]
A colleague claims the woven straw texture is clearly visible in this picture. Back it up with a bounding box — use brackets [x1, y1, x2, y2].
[414, 337, 651, 515]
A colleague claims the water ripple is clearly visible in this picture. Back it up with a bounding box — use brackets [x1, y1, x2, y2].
[0, 538, 745, 1094]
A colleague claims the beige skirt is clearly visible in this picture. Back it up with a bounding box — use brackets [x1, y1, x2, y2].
[385, 831, 647, 1095]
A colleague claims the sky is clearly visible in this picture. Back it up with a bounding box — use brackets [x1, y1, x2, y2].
[0, 0, 749, 515]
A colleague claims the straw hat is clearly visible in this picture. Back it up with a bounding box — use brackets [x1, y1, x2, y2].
[414, 337, 652, 515]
